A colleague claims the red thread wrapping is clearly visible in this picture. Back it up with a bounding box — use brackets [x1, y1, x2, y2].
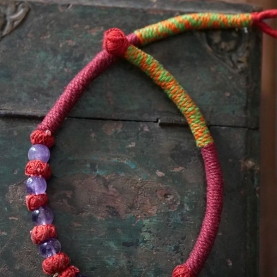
[37, 34, 140, 134]
[58, 265, 80, 277]
[103, 28, 130, 56]
[25, 160, 52, 179]
[26, 193, 48, 211]
[30, 224, 57, 244]
[172, 265, 195, 277]
[30, 130, 54, 148]
[175, 143, 223, 276]
[42, 252, 70, 275]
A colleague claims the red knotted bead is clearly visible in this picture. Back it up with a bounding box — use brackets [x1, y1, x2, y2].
[30, 129, 54, 148]
[42, 252, 70, 274]
[26, 193, 48, 211]
[103, 28, 130, 56]
[58, 265, 80, 277]
[25, 160, 51, 179]
[30, 224, 57, 245]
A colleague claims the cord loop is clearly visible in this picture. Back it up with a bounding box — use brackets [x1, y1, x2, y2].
[252, 10, 277, 38]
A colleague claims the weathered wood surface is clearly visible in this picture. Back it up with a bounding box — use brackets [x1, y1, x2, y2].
[0, 1, 260, 277]
[21, 0, 260, 13]
[0, 118, 259, 277]
[0, 2, 261, 128]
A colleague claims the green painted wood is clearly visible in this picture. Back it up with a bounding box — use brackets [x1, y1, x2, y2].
[0, 3, 261, 128]
[0, 118, 258, 277]
[24, 0, 260, 13]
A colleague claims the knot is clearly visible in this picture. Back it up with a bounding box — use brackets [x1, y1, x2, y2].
[103, 28, 129, 56]
[42, 252, 70, 275]
[30, 224, 57, 244]
[30, 130, 54, 148]
[26, 193, 49, 211]
[172, 265, 195, 277]
[58, 265, 80, 277]
[25, 160, 52, 179]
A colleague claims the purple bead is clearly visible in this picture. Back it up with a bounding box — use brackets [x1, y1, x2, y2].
[32, 206, 54, 225]
[28, 144, 50, 162]
[26, 176, 47, 195]
[39, 238, 61, 258]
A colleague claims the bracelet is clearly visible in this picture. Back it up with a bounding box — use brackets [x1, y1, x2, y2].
[23, 9, 277, 277]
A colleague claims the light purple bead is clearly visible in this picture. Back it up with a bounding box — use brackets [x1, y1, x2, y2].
[28, 144, 50, 162]
[39, 238, 61, 258]
[26, 176, 47, 195]
[32, 206, 54, 225]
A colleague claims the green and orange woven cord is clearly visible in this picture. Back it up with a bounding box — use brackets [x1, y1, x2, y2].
[135, 13, 253, 45]
[124, 44, 212, 147]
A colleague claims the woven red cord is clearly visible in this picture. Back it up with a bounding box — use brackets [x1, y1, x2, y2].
[252, 10, 277, 38]
[37, 34, 140, 134]
[174, 143, 223, 276]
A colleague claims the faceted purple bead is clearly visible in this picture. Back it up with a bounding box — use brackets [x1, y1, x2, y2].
[32, 206, 54, 225]
[39, 238, 61, 258]
[26, 176, 47, 195]
[28, 144, 50, 162]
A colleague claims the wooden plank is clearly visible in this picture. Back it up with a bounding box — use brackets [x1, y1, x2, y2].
[0, 2, 261, 128]
[23, 0, 260, 13]
[0, 118, 258, 277]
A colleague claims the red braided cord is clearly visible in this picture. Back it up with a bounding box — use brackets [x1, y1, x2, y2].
[37, 34, 140, 134]
[180, 143, 223, 276]
[252, 10, 277, 38]
[172, 264, 195, 277]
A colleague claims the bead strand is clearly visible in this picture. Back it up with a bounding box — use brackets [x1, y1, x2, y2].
[25, 130, 86, 277]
